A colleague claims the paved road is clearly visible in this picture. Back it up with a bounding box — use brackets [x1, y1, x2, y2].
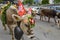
[0, 15, 60, 40]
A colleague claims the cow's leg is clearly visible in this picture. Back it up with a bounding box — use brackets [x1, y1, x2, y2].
[48, 17, 50, 22]
[41, 16, 43, 21]
[40, 14, 43, 20]
[2, 23, 7, 30]
[11, 27, 14, 40]
[57, 20, 60, 28]
[27, 27, 35, 39]
[8, 25, 14, 40]
[7, 25, 12, 34]
[44, 16, 46, 21]
[40, 15, 43, 21]
[9, 27, 14, 40]
[40, 15, 41, 20]
[43, 16, 46, 21]
[59, 20, 60, 28]
[57, 20, 60, 29]
[27, 26, 33, 35]
[54, 18, 57, 24]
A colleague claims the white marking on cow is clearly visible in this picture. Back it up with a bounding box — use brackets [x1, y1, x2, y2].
[56, 19, 60, 28]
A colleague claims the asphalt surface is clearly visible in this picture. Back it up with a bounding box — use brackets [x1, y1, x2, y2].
[0, 15, 60, 40]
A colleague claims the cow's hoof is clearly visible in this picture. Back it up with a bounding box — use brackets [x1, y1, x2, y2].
[12, 38, 14, 40]
[27, 35, 35, 39]
[30, 36, 35, 39]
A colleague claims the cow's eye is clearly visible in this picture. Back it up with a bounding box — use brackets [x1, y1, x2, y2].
[25, 23, 30, 27]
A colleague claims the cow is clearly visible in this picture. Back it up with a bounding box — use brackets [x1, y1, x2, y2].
[56, 13, 60, 28]
[30, 10, 37, 20]
[39, 8, 57, 24]
[1, 5, 35, 40]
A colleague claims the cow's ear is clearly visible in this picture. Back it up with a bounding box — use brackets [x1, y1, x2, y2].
[12, 14, 22, 22]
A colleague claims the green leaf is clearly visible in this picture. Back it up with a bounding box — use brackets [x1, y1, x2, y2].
[54, 0, 60, 3]
[42, 0, 49, 4]
[1, 3, 11, 25]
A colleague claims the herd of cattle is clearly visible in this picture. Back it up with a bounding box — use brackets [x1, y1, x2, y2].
[31, 7, 60, 28]
[38, 8, 60, 28]
[0, 4, 60, 40]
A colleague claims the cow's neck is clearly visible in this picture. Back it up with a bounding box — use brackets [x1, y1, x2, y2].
[17, 21, 21, 27]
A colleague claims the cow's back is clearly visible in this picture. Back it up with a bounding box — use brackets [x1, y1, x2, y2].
[6, 7, 17, 25]
[50, 9, 57, 17]
[6, 8, 13, 24]
[40, 9, 57, 17]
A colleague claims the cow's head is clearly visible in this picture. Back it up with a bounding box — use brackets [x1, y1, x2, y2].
[31, 10, 37, 17]
[22, 14, 35, 28]
[56, 12, 60, 18]
[12, 14, 35, 35]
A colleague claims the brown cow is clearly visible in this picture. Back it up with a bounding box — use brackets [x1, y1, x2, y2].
[6, 5, 20, 40]
[1, 5, 35, 40]
[39, 8, 57, 23]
